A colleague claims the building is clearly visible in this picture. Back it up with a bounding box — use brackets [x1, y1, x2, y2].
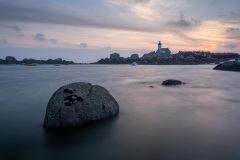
[141, 41, 172, 59]
[156, 41, 171, 58]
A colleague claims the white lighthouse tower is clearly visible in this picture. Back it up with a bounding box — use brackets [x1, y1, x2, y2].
[158, 41, 162, 51]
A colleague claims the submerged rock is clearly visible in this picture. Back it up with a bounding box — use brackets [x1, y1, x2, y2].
[213, 61, 240, 71]
[44, 82, 119, 129]
[162, 79, 184, 86]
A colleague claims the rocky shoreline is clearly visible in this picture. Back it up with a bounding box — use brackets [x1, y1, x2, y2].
[0, 56, 75, 65]
[1, 51, 239, 65]
[94, 51, 239, 65]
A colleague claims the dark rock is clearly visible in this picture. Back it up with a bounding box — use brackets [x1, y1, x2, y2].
[54, 58, 63, 64]
[149, 86, 154, 88]
[44, 82, 119, 129]
[110, 53, 120, 63]
[5, 56, 17, 64]
[142, 51, 157, 59]
[162, 79, 183, 86]
[20, 58, 39, 64]
[213, 61, 240, 71]
[130, 54, 139, 60]
[64, 88, 74, 94]
[0, 59, 5, 64]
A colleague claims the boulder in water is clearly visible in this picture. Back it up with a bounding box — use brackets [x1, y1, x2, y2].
[44, 82, 119, 129]
[162, 79, 184, 86]
[213, 61, 240, 71]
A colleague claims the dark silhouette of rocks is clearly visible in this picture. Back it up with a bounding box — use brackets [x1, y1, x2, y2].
[0, 56, 74, 64]
[0, 58, 5, 64]
[162, 79, 185, 86]
[44, 82, 119, 129]
[95, 51, 240, 65]
[130, 54, 139, 61]
[5, 56, 18, 64]
[213, 61, 240, 71]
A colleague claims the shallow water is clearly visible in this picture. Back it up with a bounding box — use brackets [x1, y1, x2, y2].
[0, 64, 240, 160]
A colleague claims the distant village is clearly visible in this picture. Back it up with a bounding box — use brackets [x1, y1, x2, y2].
[95, 41, 239, 65]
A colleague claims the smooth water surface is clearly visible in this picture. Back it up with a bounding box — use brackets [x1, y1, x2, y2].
[0, 65, 240, 160]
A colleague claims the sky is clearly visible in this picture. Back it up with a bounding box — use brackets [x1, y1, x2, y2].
[0, 0, 240, 63]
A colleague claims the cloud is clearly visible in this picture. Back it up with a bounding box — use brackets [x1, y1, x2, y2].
[1, 25, 22, 33]
[225, 27, 240, 39]
[33, 33, 58, 44]
[224, 43, 238, 49]
[34, 33, 46, 41]
[134, 0, 151, 4]
[49, 39, 58, 44]
[106, 0, 184, 21]
[80, 43, 88, 48]
[63, 42, 72, 47]
[6, 25, 22, 32]
[169, 19, 191, 28]
[0, 39, 9, 46]
[0, 0, 188, 33]
[0, 1, 153, 33]
[217, 9, 240, 24]
[168, 17, 201, 29]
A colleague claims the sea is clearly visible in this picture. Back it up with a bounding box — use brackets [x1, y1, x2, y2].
[0, 64, 240, 160]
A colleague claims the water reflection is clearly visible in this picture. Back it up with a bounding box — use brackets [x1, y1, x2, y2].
[44, 115, 119, 147]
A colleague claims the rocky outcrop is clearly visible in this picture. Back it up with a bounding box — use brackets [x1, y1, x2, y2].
[110, 53, 120, 63]
[43, 82, 119, 129]
[162, 79, 185, 86]
[0, 56, 75, 64]
[142, 51, 157, 59]
[95, 52, 240, 65]
[0, 59, 4, 64]
[130, 54, 139, 60]
[213, 61, 240, 71]
[5, 56, 18, 64]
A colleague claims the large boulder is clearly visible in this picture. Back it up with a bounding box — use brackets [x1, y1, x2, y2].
[162, 79, 185, 86]
[44, 82, 119, 129]
[213, 61, 240, 71]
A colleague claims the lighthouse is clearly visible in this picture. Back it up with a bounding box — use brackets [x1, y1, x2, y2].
[158, 41, 162, 51]
[156, 41, 171, 58]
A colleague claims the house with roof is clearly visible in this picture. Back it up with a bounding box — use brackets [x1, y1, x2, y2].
[142, 41, 171, 59]
[156, 41, 171, 58]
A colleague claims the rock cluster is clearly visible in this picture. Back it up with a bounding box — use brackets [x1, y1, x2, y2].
[95, 52, 239, 65]
[0, 56, 74, 64]
[44, 82, 119, 129]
